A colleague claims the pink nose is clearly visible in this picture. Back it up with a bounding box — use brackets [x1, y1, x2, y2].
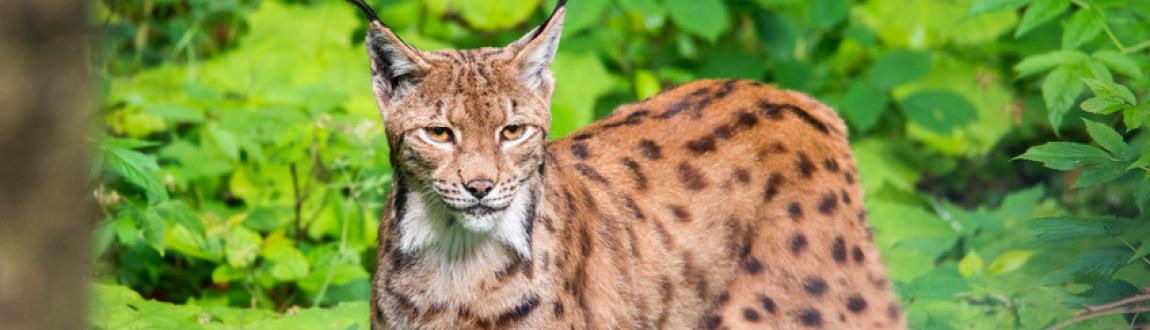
[464, 179, 494, 199]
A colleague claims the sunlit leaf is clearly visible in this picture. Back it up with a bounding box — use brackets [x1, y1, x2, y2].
[664, 0, 730, 42]
[897, 90, 978, 134]
[1061, 8, 1104, 49]
[1016, 142, 1111, 170]
[1015, 0, 1069, 37]
[1028, 216, 1133, 243]
[987, 250, 1036, 276]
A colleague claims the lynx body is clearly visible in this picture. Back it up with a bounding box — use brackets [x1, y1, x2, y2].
[347, 1, 906, 328]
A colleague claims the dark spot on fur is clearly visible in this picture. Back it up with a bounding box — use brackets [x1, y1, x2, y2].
[818, 193, 838, 215]
[789, 106, 832, 135]
[760, 295, 777, 313]
[573, 133, 593, 141]
[571, 143, 590, 159]
[887, 303, 901, 320]
[677, 162, 708, 190]
[841, 190, 852, 205]
[788, 202, 803, 220]
[799, 308, 823, 327]
[759, 101, 786, 120]
[638, 139, 662, 160]
[622, 157, 648, 191]
[797, 153, 817, 178]
[735, 168, 751, 184]
[575, 164, 609, 185]
[847, 295, 868, 313]
[718, 292, 730, 304]
[790, 233, 808, 254]
[845, 172, 855, 184]
[745, 257, 764, 275]
[554, 302, 565, 317]
[713, 124, 733, 139]
[824, 158, 840, 172]
[686, 135, 717, 154]
[771, 142, 788, 154]
[670, 205, 691, 222]
[494, 295, 540, 326]
[743, 308, 761, 322]
[803, 277, 828, 296]
[853, 246, 865, 263]
[764, 173, 784, 202]
[623, 197, 646, 220]
[602, 110, 650, 129]
[704, 313, 723, 330]
[736, 111, 759, 128]
[832, 236, 847, 263]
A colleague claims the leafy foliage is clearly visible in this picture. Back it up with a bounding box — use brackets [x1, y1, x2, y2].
[90, 0, 1149, 328]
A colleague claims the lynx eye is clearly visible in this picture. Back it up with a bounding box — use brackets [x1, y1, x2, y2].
[501, 125, 527, 141]
[423, 127, 454, 143]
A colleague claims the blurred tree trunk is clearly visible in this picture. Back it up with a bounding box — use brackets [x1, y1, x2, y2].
[0, 1, 93, 329]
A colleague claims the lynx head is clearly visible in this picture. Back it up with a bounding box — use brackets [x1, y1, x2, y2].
[349, 0, 565, 251]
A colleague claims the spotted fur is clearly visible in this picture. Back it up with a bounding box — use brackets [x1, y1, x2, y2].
[348, 0, 905, 329]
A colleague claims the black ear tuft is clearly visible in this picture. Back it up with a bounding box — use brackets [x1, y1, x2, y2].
[530, 0, 569, 41]
[345, 0, 384, 26]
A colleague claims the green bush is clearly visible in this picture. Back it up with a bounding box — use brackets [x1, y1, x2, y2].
[90, 0, 1149, 328]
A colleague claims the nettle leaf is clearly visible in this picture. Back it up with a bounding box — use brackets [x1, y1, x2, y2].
[897, 90, 979, 134]
[1082, 119, 1132, 159]
[1016, 142, 1110, 170]
[987, 250, 1036, 276]
[968, 0, 1031, 15]
[1028, 216, 1133, 243]
[1041, 249, 1132, 283]
[1014, 50, 1088, 77]
[100, 145, 169, 201]
[664, 0, 730, 42]
[1041, 66, 1086, 130]
[262, 243, 309, 281]
[1093, 51, 1144, 78]
[1015, 0, 1069, 37]
[1061, 7, 1104, 49]
[225, 227, 263, 268]
[869, 50, 932, 89]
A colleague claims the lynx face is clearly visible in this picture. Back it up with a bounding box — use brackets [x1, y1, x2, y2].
[363, 6, 564, 245]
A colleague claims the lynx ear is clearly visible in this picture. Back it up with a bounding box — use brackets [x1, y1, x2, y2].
[347, 0, 429, 108]
[507, 0, 566, 99]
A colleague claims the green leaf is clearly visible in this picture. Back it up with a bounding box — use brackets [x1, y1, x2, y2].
[904, 266, 971, 300]
[1061, 8, 1104, 49]
[665, 0, 730, 42]
[1028, 216, 1133, 243]
[1081, 78, 1137, 105]
[551, 52, 613, 138]
[1124, 104, 1150, 130]
[968, 0, 1031, 15]
[1082, 119, 1131, 159]
[225, 227, 262, 268]
[897, 90, 979, 134]
[1015, 0, 1069, 37]
[843, 81, 890, 132]
[263, 243, 309, 281]
[869, 50, 932, 89]
[554, 0, 609, 35]
[1016, 142, 1111, 170]
[988, 250, 1036, 276]
[1093, 51, 1144, 78]
[1014, 50, 1088, 77]
[958, 251, 985, 278]
[1130, 239, 1150, 263]
[634, 70, 661, 100]
[1041, 249, 1132, 283]
[810, 0, 850, 29]
[100, 145, 169, 201]
[206, 124, 240, 161]
[1041, 66, 1086, 130]
[432, 0, 540, 31]
[1074, 160, 1127, 188]
[1080, 96, 1124, 114]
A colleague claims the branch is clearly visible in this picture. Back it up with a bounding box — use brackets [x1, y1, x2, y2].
[290, 162, 303, 244]
[1046, 288, 1150, 330]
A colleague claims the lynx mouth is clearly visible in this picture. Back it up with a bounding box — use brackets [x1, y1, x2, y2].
[461, 205, 497, 216]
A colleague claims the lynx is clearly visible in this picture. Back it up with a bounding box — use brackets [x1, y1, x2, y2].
[346, 0, 906, 328]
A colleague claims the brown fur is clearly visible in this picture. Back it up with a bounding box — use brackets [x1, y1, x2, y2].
[350, 1, 905, 329]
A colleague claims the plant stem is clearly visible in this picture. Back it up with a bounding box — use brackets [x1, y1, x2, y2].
[290, 162, 303, 244]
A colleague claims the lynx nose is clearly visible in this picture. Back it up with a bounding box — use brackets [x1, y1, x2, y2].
[464, 179, 495, 199]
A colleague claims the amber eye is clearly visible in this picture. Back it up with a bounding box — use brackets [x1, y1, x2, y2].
[501, 125, 526, 141]
[424, 127, 453, 143]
